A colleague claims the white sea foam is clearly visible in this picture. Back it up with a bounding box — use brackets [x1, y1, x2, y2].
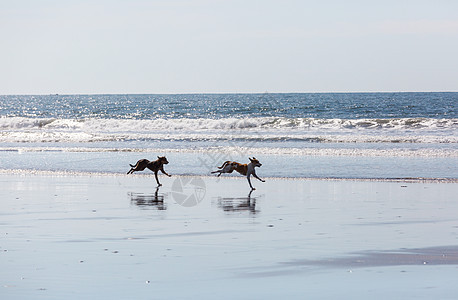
[1, 146, 457, 157]
[0, 130, 456, 144]
[1, 116, 457, 131]
[0, 116, 456, 144]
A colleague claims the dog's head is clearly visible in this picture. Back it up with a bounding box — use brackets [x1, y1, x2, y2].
[158, 156, 169, 164]
[249, 157, 262, 167]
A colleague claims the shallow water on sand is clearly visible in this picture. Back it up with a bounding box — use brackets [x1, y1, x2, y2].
[0, 149, 457, 179]
[1, 174, 457, 299]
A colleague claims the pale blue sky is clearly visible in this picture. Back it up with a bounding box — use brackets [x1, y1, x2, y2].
[1, 0, 457, 94]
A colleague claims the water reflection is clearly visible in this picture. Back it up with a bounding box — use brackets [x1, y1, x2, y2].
[129, 187, 166, 210]
[216, 190, 259, 215]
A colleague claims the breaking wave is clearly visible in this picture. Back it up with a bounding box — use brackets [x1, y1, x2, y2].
[1, 116, 457, 131]
[0, 116, 456, 144]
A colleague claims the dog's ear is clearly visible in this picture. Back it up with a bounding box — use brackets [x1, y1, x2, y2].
[158, 156, 161, 159]
[249, 157, 254, 162]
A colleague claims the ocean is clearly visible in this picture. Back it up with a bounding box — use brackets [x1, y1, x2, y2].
[0, 92, 457, 179]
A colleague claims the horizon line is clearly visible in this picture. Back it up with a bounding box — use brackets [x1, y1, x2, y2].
[1, 90, 457, 96]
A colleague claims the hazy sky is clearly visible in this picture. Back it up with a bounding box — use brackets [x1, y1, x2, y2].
[1, 0, 458, 94]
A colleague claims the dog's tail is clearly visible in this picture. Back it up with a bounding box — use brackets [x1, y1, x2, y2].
[129, 163, 135, 168]
[217, 161, 231, 169]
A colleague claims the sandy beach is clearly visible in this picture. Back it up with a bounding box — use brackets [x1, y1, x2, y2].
[1, 173, 457, 299]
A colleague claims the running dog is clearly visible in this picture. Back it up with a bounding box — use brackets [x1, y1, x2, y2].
[127, 156, 171, 186]
[212, 157, 265, 190]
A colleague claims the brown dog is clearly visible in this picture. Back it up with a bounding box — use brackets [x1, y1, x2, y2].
[127, 156, 171, 186]
[212, 157, 265, 190]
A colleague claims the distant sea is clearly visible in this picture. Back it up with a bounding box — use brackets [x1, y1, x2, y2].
[0, 93, 457, 179]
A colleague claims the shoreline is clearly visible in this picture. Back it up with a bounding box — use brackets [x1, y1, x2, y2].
[1, 168, 457, 183]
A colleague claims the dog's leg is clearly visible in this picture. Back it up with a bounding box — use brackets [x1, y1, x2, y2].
[253, 172, 265, 183]
[134, 160, 149, 172]
[160, 167, 171, 177]
[212, 161, 229, 175]
[247, 174, 255, 190]
[127, 160, 146, 174]
[154, 171, 162, 187]
[127, 163, 136, 174]
[211, 170, 223, 176]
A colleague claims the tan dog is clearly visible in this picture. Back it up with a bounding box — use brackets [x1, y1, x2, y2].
[212, 157, 265, 190]
[127, 156, 171, 186]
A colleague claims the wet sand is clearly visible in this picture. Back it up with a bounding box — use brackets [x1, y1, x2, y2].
[1, 173, 458, 299]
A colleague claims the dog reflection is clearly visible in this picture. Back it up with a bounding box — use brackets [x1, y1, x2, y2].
[217, 190, 258, 214]
[129, 188, 166, 210]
